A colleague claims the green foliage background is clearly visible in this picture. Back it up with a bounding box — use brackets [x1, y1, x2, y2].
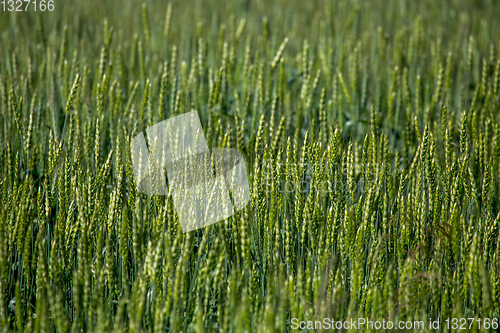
[0, 0, 500, 331]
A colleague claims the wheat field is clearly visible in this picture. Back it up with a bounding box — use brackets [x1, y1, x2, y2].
[0, 0, 499, 331]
